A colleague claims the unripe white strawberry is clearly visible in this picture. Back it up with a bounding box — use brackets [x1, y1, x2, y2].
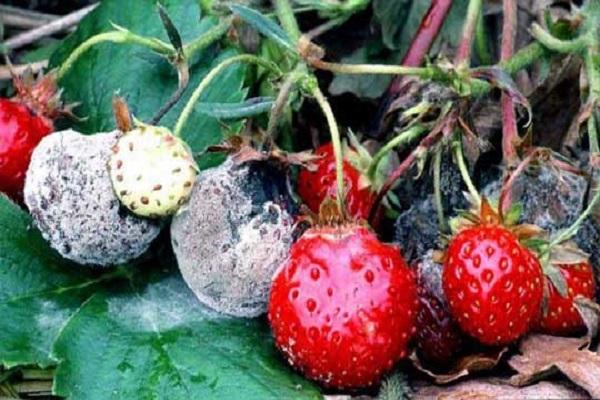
[108, 121, 198, 218]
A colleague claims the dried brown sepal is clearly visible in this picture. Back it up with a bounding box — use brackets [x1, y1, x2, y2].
[112, 96, 133, 133]
[11, 67, 77, 120]
[410, 347, 508, 385]
[207, 135, 321, 170]
[549, 242, 591, 266]
[297, 35, 325, 64]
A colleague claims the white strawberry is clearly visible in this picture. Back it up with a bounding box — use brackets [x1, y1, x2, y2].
[108, 121, 198, 218]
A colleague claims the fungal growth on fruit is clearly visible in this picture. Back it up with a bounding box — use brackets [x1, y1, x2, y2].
[171, 158, 296, 318]
[24, 129, 161, 267]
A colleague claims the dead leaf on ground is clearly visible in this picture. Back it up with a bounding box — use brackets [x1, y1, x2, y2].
[508, 334, 600, 398]
[574, 297, 600, 342]
[412, 379, 589, 400]
[410, 348, 508, 385]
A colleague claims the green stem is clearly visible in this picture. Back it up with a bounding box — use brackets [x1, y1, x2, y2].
[273, 0, 301, 42]
[367, 125, 427, 180]
[549, 186, 600, 247]
[475, 11, 493, 65]
[265, 65, 304, 140]
[530, 23, 589, 54]
[183, 17, 231, 59]
[57, 31, 173, 81]
[173, 54, 281, 137]
[452, 137, 481, 204]
[433, 146, 447, 232]
[501, 41, 546, 75]
[455, 0, 482, 66]
[310, 59, 436, 78]
[312, 85, 345, 213]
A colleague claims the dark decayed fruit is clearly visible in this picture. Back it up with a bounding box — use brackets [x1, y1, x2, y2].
[268, 222, 418, 389]
[297, 143, 376, 220]
[414, 251, 464, 367]
[443, 223, 543, 345]
[536, 261, 596, 336]
[171, 158, 295, 318]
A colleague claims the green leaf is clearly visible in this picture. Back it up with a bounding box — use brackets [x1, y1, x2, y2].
[48, 0, 247, 167]
[0, 195, 113, 367]
[230, 4, 295, 53]
[196, 97, 274, 119]
[52, 270, 322, 400]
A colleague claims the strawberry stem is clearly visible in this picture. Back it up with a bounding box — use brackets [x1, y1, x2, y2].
[57, 31, 174, 80]
[549, 186, 600, 248]
[273, 0, 301, 42]
[452, 136, 481, 205]
[454, 0, 482, 67]
[265, 65, 305, 142]
[475, 12, 492, 65]
[500, 0, 519, 168]
[182, 17, 231, 59]
[366, 125, 427, 181]
[312, 85, 346, 214]
[498, 148, 541, 218]
[174, 55, 281, 137]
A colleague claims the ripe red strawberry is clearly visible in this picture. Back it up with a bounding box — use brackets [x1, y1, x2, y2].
[414, 253, 464, 367]
[0, 70, 67, 200]
[297, 143, 375, 220]
[536, 261, 596, 336]
[443, 223, 543, 346]
[268, 217, 418, 389]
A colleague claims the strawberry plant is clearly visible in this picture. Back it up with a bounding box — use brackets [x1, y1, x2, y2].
[1, 0, 600, 398]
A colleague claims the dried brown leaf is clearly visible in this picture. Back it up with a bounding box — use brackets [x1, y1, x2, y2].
[410, 348, 508, 385]
[508, 334, 600, 398]
[412, 379, 589, 400]
[574, 297, 600, 342]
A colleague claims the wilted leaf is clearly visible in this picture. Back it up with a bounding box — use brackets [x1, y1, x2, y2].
[508, 334, 600, 398]
[412, 379, 589, 400]
[574, 297, 600, 342]
[410, 348, 508, 385]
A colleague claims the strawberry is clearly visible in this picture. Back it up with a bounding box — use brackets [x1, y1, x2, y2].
[414, 252, 464, 367]
[0, 70, 69, 200]
[268, 205, 418, 389]
[297, 143, 375, 220]
[443, 200, 544, 346]
[536, 260, 596, 336]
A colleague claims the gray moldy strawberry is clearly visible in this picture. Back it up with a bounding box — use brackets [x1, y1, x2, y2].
[24, 129, 161, 267]
[170, 158, 296, 318]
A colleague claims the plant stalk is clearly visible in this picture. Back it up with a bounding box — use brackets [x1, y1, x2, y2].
[454, 0, 482, 66]
[453, 137, 481, 205]
[174, 54, 281, 137]
[549, 186, 600, 247]
[273, 0, 301, 42]
[183, 17, 232, 59]
[500, 0, 519, 168]
[312, 85, 345, 213]
[57, 31, 173, 80]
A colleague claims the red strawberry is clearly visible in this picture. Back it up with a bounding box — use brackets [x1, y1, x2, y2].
[0, 70, 68, 200]
[414, 253, 464, 367]
[268, 217, 418, 389]
[297, 143, 375, 220]
[443, 223, 543, 346]
[536, 261, 596, 336]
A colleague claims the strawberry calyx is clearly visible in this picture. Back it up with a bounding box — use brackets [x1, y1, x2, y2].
[11, 67, 76, 122]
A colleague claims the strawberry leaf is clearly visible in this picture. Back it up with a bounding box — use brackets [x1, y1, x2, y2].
[49, 0, 247, 169]
[0, 195, 114, 368]
[51, 268, 321, 399]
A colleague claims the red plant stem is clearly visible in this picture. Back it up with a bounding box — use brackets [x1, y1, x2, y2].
[388, 0, 454, 94]
[498, 148, 541, 218]
[454, 0, 481, 66]
[369, 114, 454, 224]
[501, 0, 519, 169]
